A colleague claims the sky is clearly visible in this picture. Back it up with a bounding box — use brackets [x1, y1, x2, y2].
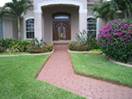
[0, 0, 12, 7]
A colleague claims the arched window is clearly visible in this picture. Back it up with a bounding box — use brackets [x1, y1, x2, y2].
[87, 17, 96, 37]
[26, 18, 34, 38]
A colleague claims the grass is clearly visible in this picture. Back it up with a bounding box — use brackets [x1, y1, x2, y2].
[0, 55, 84, 99]
[0, 52, 29, 55]
[70, 52, 132, 87]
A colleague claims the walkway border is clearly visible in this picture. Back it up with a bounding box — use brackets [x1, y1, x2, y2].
[68, 49, 102, 54]
[109, 59, 132, 68]
[0, 50, 54, 57]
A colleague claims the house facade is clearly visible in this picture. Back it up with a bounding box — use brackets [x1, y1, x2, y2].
[0, 0, 100, 42]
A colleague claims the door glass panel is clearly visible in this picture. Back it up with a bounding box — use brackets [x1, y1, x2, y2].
[57, 23, 66, 40]
[53, 13, 71, 40]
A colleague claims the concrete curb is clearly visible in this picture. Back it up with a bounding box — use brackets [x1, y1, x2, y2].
[0, 50, 54, 57]
[68, 49, 102, 54]
[109, 59, 132, 68]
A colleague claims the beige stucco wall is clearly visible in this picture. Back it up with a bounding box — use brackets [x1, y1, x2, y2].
[42, 5, 79, 42]
[2, 16, 17, 39]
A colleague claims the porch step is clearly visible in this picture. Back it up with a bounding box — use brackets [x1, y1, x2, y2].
[53, 40, 70, 45]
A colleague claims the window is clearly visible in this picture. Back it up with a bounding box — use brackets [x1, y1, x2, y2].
[26, 18, 34, 38]
[54, 16, 70, 20]
[87, 17, 96, 37]
[53, 13, 70, 20]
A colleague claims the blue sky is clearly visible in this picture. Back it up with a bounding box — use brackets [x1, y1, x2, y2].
[0, 0, 12, 7]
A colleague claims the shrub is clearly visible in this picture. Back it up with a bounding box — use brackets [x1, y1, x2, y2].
[123, 19, 132, 24]
[77, 31, 87, 44]
[98, 20, 132, 63]
[42, 44, 53, 52]
[0, 39, 16, 49]
[0, 39, 53, 53]
[69, 31, 99, 51]
[0, 39, 30, 53]
[69, 41, 88, 51]
[0, 46, 5, 53]
[27, 39, 53, 53]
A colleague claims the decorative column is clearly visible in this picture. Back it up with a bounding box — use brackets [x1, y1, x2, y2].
[79, 7, 87, 32]
[96, 18, 105, 39]
[34, 8, 43, 41]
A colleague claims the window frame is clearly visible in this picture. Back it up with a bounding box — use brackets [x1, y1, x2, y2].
[87, 17, 97, 37]
[25, 18, 35, 39]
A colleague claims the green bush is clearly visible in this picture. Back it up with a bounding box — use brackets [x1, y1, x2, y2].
[0, 46, 5, 53]
[9, 41, 30, 52]
[42, 44, 53, 52]
[0, 39, 30, 53]
[69, 41, 88, 51]
[0, 39, 16, 49]
[27, 39, 53, 53]
[123, 19, 132, 24]
[0, 39, 53, 53]
[86, 38, 99, 50]
[69, 30, 99, 51]
[98, 20, 132, 63]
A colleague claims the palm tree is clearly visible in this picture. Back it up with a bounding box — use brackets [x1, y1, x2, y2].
[93, 0, 132, 20]
[112, 0, 132, 18]
[93, 1, 116, 21]
[0, 0, 32, 39]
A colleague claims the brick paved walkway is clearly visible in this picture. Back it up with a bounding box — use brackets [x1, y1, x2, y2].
[37, 44, 132, 99]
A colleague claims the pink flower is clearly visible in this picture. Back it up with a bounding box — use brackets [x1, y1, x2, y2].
[100, 24, 112, 33]
[115, 32, 124, 37]
[99, 33, 112, 39]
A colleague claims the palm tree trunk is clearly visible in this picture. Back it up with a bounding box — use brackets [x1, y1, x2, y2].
[17, 17, 21, 39]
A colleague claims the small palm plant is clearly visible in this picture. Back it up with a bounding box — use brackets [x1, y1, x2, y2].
[0, 0, 32, 39]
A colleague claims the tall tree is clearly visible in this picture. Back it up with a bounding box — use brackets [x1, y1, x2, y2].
[0, 0, 32, 39]
[93, 1, 116, 21]
[93, 0, 132, 20]
[112, 0, 132, 18]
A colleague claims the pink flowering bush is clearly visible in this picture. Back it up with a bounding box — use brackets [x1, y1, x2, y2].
[98, 20, 132, 63]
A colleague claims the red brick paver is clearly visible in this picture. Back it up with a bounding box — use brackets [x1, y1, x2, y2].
[37, 44, 132, 99]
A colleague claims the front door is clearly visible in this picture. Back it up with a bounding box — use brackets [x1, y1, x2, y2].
[53, 13, 71, 41]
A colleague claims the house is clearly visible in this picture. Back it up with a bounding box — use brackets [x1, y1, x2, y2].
[0, 0, 101, 42]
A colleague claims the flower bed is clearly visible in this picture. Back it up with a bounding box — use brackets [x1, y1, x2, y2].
[0, 39, 53, 53]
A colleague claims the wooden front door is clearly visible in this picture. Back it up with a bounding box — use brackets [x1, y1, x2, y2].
[53, 20, 71, 40]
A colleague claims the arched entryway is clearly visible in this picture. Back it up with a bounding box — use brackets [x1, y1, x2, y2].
[40, 5, 80, 42]
[53, 13, 71, 41]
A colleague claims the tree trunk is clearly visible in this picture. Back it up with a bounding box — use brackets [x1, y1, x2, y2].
[17, 17, 21, 40]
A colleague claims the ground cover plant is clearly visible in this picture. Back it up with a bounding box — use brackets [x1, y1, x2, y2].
[71, 52, 132, 87]
[0, 55, 84, 99]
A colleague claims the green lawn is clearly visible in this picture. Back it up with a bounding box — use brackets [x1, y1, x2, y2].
[71, 52, 132, 87]
[0, 55, 84, 99]
[0, 52, 29, 55]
